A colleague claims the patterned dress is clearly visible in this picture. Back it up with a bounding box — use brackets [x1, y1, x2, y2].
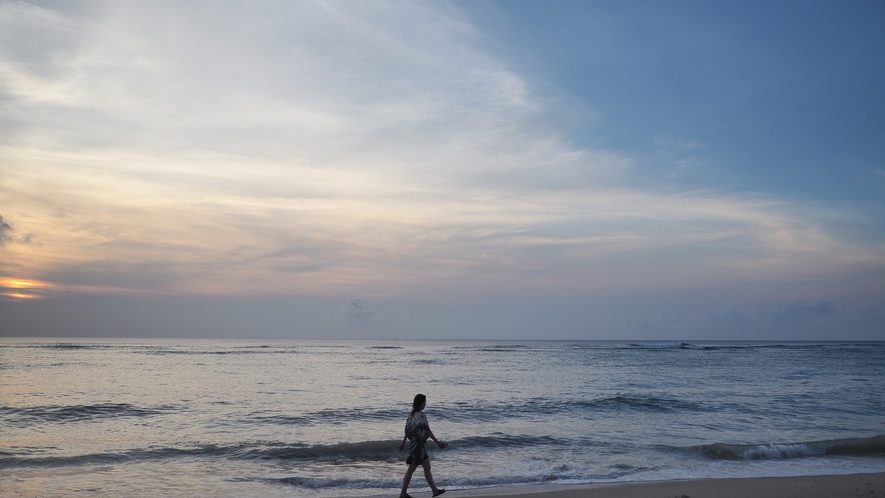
[405, 410, 430, 465]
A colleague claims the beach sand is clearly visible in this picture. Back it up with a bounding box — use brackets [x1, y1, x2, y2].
[425, 473, 885, 498]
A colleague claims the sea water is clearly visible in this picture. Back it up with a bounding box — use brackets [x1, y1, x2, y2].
[2, 339, 884, 497]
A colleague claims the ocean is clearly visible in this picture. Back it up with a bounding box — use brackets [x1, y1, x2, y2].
[2, 339, 884, 497]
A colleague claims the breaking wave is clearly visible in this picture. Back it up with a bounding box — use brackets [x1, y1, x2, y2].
[698, 436, 885, 460]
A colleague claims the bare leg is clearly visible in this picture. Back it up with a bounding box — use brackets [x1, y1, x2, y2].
[400, 461, 419, 497]
[421, 459, 442, 495]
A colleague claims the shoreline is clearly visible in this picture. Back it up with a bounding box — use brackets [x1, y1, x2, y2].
[389, 472, 885, 498]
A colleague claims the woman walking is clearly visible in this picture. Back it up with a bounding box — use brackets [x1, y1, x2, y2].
[398, 394, 447, 498]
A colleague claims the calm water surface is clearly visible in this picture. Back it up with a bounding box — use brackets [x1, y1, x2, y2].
[2, 339, 884, 497]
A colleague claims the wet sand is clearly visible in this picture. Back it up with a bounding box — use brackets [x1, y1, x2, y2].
[425, 472, 885, 498]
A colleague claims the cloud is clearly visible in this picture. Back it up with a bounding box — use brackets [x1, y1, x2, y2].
[763, 300, 837, 320]
[0, 0, 882, 303]
[0, 0, 623, 194]
[0, 2, 89, 103]
[342, 298, 375, 323]
[0, 215, 10, 246]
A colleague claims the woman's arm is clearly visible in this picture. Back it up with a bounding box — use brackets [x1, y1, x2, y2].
[427, 429, 448, 448]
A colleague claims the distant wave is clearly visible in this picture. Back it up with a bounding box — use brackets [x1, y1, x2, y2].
[4, 341, 880, 355]
[592, 395, 705, 412]
[456, 434, 567, 448]
[411, 358, 445, 364]
[236, 440, 400, 461]
[0, 434, 592, 470]
[629, 342, 885, 351]
[136, 348, 300, 356]
[246, 394, 709, 428]
[0, 440, 406, 469]
[0, 444, 237, 469]
[698, 436, 885, 460]
[2, 393, 704, 431]
[0, 342, 304, 355]
[245, 406, 405, 426]
[32, 343, 115, 350]
[452, 344, 531, 352]
[442, 395, 708, 422]
[22, 432, 880, 470]
[630, 342, 712, 350]
[8, 434, 882, 471]
[43, 343, 95, 349]
[0, 403, 177, 426]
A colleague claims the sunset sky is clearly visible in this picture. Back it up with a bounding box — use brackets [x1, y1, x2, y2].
[2, 0, 883, 339]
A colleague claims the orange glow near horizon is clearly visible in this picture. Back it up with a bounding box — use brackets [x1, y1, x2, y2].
[0, 278, 52, 289]
[2, 292, 40, 299]
[0, 278, 52, 299]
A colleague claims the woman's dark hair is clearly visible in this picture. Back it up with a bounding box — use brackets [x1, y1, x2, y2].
[411, 394, 426, 415]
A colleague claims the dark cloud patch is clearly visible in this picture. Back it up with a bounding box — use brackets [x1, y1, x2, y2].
[342, 299, 375, 324]
[18, 233, 38, 245]
[764, 300, 837, 320]
[0, 215, 12, 246]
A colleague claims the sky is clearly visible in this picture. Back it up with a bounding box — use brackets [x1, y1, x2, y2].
[1, 0, 884, 340]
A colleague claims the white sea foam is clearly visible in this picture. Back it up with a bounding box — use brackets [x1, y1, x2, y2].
[740, 444, 822, 459]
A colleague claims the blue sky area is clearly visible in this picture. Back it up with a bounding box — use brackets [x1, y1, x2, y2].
[1, 0, 883, 339]
[469, 0, 885, 200]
